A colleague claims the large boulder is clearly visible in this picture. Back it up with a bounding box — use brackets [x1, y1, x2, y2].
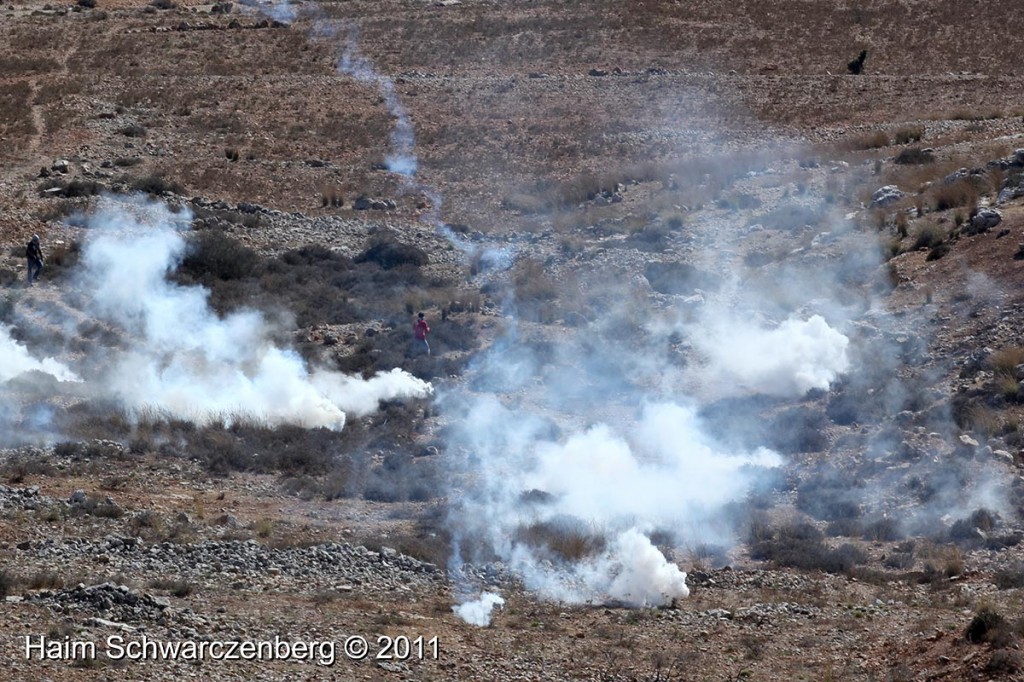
[870, 185, 904, 207]
[966, 208, 1001, 235]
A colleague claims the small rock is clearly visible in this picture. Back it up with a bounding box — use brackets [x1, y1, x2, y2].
[959, 434, 979, 448]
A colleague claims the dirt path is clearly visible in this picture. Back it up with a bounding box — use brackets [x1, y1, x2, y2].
[24, 32, 78, 169]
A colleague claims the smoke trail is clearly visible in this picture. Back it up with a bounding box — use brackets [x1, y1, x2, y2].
[0, 325, 79, 383]
[338, 29, 417, 177]
[76, 197, 430, 428]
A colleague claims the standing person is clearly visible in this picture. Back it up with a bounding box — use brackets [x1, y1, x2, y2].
[413, 311, 430, 356]
[26, 234, 44, 285]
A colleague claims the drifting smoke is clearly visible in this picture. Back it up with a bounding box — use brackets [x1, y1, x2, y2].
[452, 592, 505, 627]
[0, 325, 79, 383]
[338, 31, 417, 177]
[261, 0, 296, 24]
[75, 198, 430, 428]
[693, 314, 850, 398]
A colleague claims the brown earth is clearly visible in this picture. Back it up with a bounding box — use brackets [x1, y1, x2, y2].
[2, 1, 1024, 681]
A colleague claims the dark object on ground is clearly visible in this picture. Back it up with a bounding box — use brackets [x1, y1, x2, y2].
[848, 50, 867, 75]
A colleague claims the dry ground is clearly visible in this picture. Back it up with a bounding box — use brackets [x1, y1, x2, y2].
[2, 1, 1024, 681]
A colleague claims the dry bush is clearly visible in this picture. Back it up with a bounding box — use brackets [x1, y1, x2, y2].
[515, 517, 607, 562]
[128, 174, 184, 196]
[749, 521, 867, 575]
[842, 130, 889, 151]
[986, 650, 1023, 676]
[930, 178, 980, 212]
[643, 261, 721, 295]
[355, 236, 429, 269]
[862, 518, 903, 542]
[894, 147, 934, 165]
[119, 124, 147, 138]
[893, 125, 925, 145]
[510, 257, 561, 322]
[795, 469, 862, 522]
[768, 406, 829, 454]
[750, 203, 827, 232]
[919, 544, 965, 583]
[911, 223, 947, 250]
[26, 570, 64, 590]
[0, 570, 18, 598]
[966, 606, 1014, 647]
[994, 563, 1024, 590]
[991, 347, 1024, 379]
[146, 578, 194, 598]
[180, 230, 259, 281]
[38, 178, 103, 199]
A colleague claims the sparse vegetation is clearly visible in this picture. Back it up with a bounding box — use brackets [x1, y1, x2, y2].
[750, 520, 867, 575]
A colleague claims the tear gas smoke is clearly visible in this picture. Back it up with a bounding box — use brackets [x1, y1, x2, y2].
[692, 314, 850, 398]
[74, 198, 430, 428]
[0, 325, 79, 383]
[262, 0, 296, 24]
[451, 592, 504, 627]
[446, 395, 784, 615]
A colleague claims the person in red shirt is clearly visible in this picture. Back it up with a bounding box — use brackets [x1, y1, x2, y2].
[413, 311, 430, 356]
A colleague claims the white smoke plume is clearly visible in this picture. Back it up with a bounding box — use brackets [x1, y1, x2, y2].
[452, 592, 505, 627]
[76, 197, 430, 428]
[692, 313, 850, 398]
[446, 395, 781, 607]
[0, 325, 79, 383]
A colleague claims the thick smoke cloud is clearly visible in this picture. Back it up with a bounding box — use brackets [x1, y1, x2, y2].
[692, 314, 850, 398]
[452, 592, 504, 627]
[0, 325, 79, 383]
[73, 199, 431, 428]
[444, 393, 785, 616]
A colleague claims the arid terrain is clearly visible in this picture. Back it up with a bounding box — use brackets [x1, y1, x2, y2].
[2, 1, 1024, 680]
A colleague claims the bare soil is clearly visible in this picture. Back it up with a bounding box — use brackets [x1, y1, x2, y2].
[2, 1, 1024, 681]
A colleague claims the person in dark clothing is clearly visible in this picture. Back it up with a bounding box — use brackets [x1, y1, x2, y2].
[26, 234, 44, 285]
[413, 311, 430, 356]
